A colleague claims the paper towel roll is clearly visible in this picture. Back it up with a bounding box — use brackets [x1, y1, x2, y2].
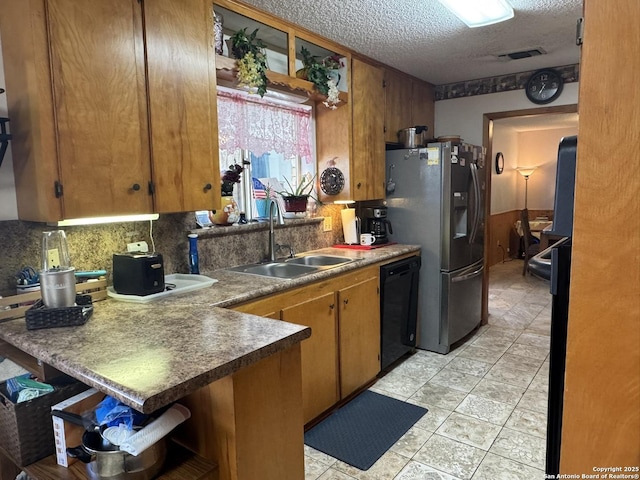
[120, 403, 191, 456]
[341, 208, 358, 244]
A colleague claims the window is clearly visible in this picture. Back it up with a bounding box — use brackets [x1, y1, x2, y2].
[217, 86, 315, 218]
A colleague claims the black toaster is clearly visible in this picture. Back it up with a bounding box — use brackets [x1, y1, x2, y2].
[112, 252, 165, 296]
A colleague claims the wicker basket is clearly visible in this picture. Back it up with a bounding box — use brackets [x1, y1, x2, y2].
[24, 295, 93, 330]
[0, 377, 88, 466]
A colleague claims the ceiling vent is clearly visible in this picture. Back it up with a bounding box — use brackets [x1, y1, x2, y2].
[497, 48, 546, 61]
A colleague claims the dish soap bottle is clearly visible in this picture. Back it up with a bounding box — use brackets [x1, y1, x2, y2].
[188, 233, 199, 274]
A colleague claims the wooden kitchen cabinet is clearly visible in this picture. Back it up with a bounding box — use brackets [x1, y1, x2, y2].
[234, 287, 339, 423]
[338, 276, 380, 398]
[0, 0, 220, 222]
[282, 293, 339, 424]
[234, 288, 339, 424]
[383, 68, 435, 145]
[351, 58, 386, 201]
[384, 69, 413, 143]
[411, 79, 435, 134]
[231, 265, 381, 424]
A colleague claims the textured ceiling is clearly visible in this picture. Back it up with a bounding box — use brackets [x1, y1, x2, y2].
[238, 0, 583, 85]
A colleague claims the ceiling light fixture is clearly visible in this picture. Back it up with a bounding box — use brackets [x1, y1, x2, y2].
[438, 0, 514, 28]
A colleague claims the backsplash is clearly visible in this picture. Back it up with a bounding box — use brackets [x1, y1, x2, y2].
[0, 205, 344, 297]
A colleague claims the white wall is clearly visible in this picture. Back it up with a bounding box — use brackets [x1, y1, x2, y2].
[0, 34, 18, 221]
[491, 125, 578, 214]
[516, 127, 578, 211]
[491, 124, 519, 214]
[434, 83, 579, 145]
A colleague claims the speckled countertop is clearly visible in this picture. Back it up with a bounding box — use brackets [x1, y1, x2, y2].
[0, 245, 419, 414]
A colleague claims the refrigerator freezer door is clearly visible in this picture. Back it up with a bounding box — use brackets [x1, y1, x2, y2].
[439, 143, 476, 271]
[440, 259, 483, 350]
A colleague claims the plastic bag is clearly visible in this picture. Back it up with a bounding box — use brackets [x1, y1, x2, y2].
[94, 395, 147, 428]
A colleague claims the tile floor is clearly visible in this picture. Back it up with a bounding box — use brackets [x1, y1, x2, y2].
[305, 260, 551, 480]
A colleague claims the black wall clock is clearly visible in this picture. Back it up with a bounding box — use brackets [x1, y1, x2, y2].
[495, 152, 504, 174]
[526, 69, 564, 104]
[320, 166, 345, 195]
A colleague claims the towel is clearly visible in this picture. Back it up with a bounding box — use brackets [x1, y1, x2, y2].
[119, 403, 190, 456]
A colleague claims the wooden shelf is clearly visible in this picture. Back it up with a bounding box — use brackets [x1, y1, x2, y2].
[215, 54, 348, 107]
[16, 441, 217, 480]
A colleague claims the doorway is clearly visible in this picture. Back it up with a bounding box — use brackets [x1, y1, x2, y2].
[480, 104, 578, 323]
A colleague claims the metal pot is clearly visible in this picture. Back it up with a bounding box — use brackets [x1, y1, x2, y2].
[54, 411, 166, 480]
[398, 126, 428, 148]
[68, 431, 166, 480]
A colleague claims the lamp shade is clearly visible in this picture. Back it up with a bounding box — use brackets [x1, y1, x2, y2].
[516, 166, 537, 178]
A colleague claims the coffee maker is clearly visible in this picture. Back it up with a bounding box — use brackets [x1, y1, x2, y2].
[361, 206, 393, 245]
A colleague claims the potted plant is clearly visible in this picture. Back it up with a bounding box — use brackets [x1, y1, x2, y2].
[277, 173, 317, 213]
[229, 28, 268, 97]
[297, 47, 341, 109]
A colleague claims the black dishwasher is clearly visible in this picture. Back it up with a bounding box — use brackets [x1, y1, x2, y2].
[380, 256, 421, 370]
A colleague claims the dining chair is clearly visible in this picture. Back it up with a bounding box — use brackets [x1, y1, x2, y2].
[521, 208, 541, 275]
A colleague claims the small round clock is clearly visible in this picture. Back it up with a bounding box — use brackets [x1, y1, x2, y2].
[525, 69, 564, 104]
[495, 152, 504, 174]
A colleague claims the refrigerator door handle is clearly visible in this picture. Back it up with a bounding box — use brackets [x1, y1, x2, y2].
[452, 263, 484, 283]
[469, 163, 481, 245]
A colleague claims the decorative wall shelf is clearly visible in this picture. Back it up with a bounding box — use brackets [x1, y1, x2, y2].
[215, 55, 348, 107]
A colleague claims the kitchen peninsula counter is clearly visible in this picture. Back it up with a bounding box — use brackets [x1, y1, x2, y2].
[0, 301, 310, 413]
[0, 244, 419, 480]
[0, 245, 418, 412]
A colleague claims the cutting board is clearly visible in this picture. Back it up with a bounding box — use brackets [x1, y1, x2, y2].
[333, 242, 397, 251]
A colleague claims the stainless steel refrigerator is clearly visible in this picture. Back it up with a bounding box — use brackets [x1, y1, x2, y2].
[385, 142, 486, 354]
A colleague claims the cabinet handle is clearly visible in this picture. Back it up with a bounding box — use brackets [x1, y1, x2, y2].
[343, 298, 349, 305]
[132, 183, 141, 191]
[204, 183, 212, 191]
[357, 182, 362, 189]
[329, 303, 335, 310]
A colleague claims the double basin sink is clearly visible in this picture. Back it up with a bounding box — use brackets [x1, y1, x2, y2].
[225, 254, 356, 279]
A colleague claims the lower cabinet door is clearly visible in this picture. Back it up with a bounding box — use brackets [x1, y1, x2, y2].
[338, 276, 380, 398]
[282, 292, 339, 424]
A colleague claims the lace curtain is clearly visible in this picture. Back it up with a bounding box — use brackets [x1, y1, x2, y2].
[217, 89, 312, 160]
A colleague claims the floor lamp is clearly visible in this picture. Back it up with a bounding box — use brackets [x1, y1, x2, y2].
[517, 167, 537, 209]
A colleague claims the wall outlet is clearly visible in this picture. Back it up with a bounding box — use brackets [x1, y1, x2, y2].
[47, 249, 61, 269]
[323, 216, 332, 232]
[127, 241, 149, 253]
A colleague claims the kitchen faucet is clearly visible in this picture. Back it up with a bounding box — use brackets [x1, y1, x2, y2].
[268, 199, 284, 262]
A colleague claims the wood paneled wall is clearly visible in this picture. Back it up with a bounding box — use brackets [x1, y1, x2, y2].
[488, 211, 519, 266]
[487, 209, 553, 267]
[560, 0, 640, 472]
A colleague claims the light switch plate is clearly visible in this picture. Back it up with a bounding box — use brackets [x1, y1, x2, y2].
[323, 216, 332, 232]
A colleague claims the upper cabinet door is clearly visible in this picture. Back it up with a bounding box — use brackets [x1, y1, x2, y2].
[411, 80, 435, 138]
[47, 0, 153, 218]
[351, 58, 385, 201]
[144, 0, 220, 213]
[384, 69, 412, 143]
